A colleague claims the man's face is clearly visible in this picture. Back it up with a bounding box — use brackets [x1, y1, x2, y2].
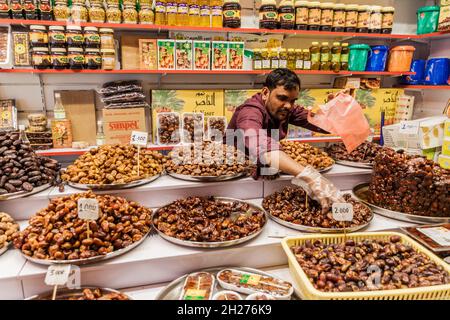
[262, 85, 299, 122]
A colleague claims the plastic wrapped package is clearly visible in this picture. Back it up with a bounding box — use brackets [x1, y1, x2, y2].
[97, 80, 143, 96]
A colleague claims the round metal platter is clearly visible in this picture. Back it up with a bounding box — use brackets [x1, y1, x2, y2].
[352, 183, 450, 224]
[0, 242, 11, 256]
[167, 171, 248, 182]
[20, 228, 151, 266]
[25, 287, 133, 300]
[66, 174, 161, 190]
[335, 160, 373, 169]
[0, 183, 52, 201]
[280, 163, 335, 176]
[155, 267, 300, 300]
[152, 197, 268, 248]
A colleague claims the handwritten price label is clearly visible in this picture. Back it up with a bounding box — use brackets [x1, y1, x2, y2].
[130, 131, 148, 146]
[332, 203, 354, 222]
[45, 265, 71, 286]
[399, 121, 419, 135]
[77, 198, 99, 221]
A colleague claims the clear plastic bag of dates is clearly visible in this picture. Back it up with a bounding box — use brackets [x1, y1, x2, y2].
[307, 93, 371, 153]
[156, 112, 181, 146]
[207, 116, 227, 142]
[181, 112, 204, 144]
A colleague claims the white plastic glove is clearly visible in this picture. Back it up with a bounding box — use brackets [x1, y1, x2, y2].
[291, 165, 344, 213]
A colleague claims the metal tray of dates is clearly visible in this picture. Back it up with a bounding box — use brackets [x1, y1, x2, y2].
[334, 160, 373, 169]
[152, 197, 267, 248]
[66, 174, 161, 191]
[0, 242, 11, 256]
[352, 183, 450, 224]
[155, 267, 300, 300]
[0, 183, 52, 201]
[166, 171, 248, 182]
[20, 228, 151, 266]
[26, 287, 133, 300]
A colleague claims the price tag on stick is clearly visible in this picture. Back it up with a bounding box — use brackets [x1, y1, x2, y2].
[78, 198, 99, 240]
[45, 265, 71, 300]
[130, 131, 148, 177]
[332, 203, 354, 242]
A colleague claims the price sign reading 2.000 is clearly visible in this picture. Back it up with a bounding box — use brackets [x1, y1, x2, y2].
[130, 131, 148, 147]
[332, 203, 354, 222]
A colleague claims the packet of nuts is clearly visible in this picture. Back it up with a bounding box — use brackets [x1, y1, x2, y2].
[176, 40, 193, 70]
[212, 41, 228, 70]
[194, 40, 211, 70]
[182, 112, 204, 144]
[156, 112, 181, 146]
[207, 116, 227, 142]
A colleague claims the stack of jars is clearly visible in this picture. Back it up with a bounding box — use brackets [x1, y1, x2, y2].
[29, 25, 116, 70]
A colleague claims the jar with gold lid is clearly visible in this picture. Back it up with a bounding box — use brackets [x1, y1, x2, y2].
[54, 1, 70, 21]
[139, 5, 154, 24]
[89, 2, 105, 23]
[123, 4, 138, 24]
[106, 4, 121, 23]
[71, 0, 88, 23]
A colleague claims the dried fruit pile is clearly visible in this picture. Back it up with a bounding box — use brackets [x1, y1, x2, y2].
[280, 140, 334, 170]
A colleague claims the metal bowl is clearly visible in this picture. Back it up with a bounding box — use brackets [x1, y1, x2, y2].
[0, 242, 11, 256]
[66, 174, 161, 190]
[166, 171, 248, 182]
[335, 160, 373, 169]
[352, 183, 450, 224]
[0, 183, 52, 201]
[25, 287, 133, 300]
[152, 197, 268, 248]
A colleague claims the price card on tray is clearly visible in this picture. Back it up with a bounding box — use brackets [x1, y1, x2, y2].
[77, 198, 99, 220]
[332, 203, 354, 222]
[45, 265, 71, 286]
[130, 131, 148, 147]
[399, 121, 419, 135]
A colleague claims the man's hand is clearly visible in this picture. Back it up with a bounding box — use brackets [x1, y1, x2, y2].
[291, 166, 344, 213]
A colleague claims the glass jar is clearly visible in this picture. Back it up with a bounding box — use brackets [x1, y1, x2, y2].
[123, 4, 138, 24]
[259, 0, 278, 30]
[310, 42, 320, 70]
[345, 4, 358, 32]
[49, 26, 66, 48]
[32, 47, 50, 69]
[270, 48, 279, 69]
[302, 49, 311, 70]
[66, 26, 84, 47]
[85, 48, 101, 69]
[320, 3, 334, 32]
[51, 47, 68, 69]
[320, 42, 331, 71]
[54, 1, 70, 21]
[223, 0, 241, 28]
[332, 3, 346, 32]
[101, 48, 116, 70]
[253, 48, 262, 70]
[106, 4, 121, 23]
[84, 26, 100, 49]
[261, 48, 270, 70]
[287, 48, 295, 70]
[89, 2, 105, 23]
[307, 2, 321, 31]
[29, 25, 48, 47]
[340, 43, 349, 70]
[279, 48, 288, 68]
[139, 5, 154, 24]
[100, 28, 115, 50]
[357, 5, 370, 33]
[68, 47, 84, 69]
[369, 5, 382, 33]
[381, 6, 395, 34]
[11, 0, 24, 19]
[39, 0, 53, 20]
[24, 0, 37, 20]
[294, 0, 309, 30]
[278, 0, 295, 30]
[71, 0, 88, 23]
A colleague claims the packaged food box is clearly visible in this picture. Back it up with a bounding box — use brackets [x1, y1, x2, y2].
[179, 272, 215, 300]
[51, 119, 73, 148]
[157, 39, 175, 70]
[181, 112, 204, 143]
[438, 4, 450, 32]
[443, 138, 450, 156]
[0, 99, 17, 130]
[438, 154, 450, 169]
[156, 112, 181, 146]
[228, 42, 244, 70]
[207, 116, 227, 141]
[102, 107, 147, 145]
[139, 39, 157, 70]
[419, 116, 447, 149]
[0, 26, 10, 67]
[12, 32, 30, 66]
[175, 40, 193, 70]
[444, 119, 450, 138]
[212, 41, 228, 70]
[333, 77, 361, 89]
[193, 40, 211, 70]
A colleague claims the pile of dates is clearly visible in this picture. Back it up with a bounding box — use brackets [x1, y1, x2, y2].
[0, 212, 19, 250]
[262, 186, 372, 229]
[182, 113, 203, 143]
[13, 191, 152, 261]
[325, 142, 383, 164]
[66, 288, 130, 300]
[0, 131, 60, 195]
[165, 141, 251, 176]
[153, 196, 266, 242]
[61, 145, 165, 185]
[291, 235, 450, 292]
[368, 149, 450, 217]
[280, 141, 334, 170]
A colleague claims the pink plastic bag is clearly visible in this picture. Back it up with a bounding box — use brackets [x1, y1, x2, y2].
[307, 94, 371, 153]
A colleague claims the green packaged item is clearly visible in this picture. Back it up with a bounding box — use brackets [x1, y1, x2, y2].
[348, 44, 371, 71]
[417, 6, 440, 34]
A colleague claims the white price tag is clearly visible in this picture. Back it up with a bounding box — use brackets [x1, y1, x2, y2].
[399, 121, 419, 135]
[332, 203, 354, 222]
[77, 198, 99, 221]
[130, 131, 148, 146]
[45, 265, 71, 286]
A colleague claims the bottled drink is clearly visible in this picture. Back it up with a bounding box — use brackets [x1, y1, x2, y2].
[154, 0, 167, 25]
[96, 120, 105, 146]
[340, 43, 349, 70]
[188, 0, 200, 26]
[331, 42, 341, 72]
[310, 42, 320, 70]
[199, 0, 211, 27]
[302, 49, 311, 70]
[320, 42, 331, 71]
[166, 1, 178, 26]
[177, 0, 189, 26]
[211, 0, 223, 28]
[19, 125, 30, 144]
[53, 92, 66, 120]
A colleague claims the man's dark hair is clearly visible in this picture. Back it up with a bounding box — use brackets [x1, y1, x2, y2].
[264, 68, 301, 91]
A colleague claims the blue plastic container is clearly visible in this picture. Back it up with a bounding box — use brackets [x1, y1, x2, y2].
[424, 58, 450, 85]
[366, 45, 389, 71]
[402, 59, 426, 84]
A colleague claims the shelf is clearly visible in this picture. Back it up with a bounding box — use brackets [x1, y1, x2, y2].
[1, 18, 449, 40]
[395, 85, 450, 90]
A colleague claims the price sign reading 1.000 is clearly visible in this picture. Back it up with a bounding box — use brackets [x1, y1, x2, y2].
[130, 131, 148, 147]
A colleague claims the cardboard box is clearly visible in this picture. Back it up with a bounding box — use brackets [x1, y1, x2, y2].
[121, 34, 156, 70]
[443, 138, 450, 156]
[157, 39, 175, 70]
[175, 40, 193, 70]
[333, 77, 361, 89]
[139, 39, 157, 70]
[445, 119, 450, 138]
[438, 154, 450, 169]
[212, 41, 228, 70]
[103, 108, 147, 144]
[12, 32, 30, 66]
[419, 116, 446, 149]
[438, 5, 450, 32]
[228, 42, 244, 70]
[194, 40, 211, 70]
[0, 99, 17, 130]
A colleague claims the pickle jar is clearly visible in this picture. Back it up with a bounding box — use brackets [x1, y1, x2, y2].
[269, 48, 279, 69]
[139, 5, 154, 24]
[85, 48, 102, 69]
[53, 1, 70, 22]
[68, 47, 85, 69]
[100, 28, 115, 50]
[84, 27, 100, 49]
[101, 49, 116, 70]
[294, 0, 309, 30]
[307, 2, 321, 31]
[287, 48, 296, 70]
[106, 4, 122, 23]
[51, 47, 68, 69]
[71, 0, 88, 23]
[66, 26, 84, 47]
[302, 49, 311, 70]
[279, 48, 288, 68]
[253, 48, 262, 70]
[381, 7, 395, 34]
[29, 25, 48, 47]
[357, 5, 370, 33]
[332, 3, 346, 32]
[345, 4, 358, 32]
[49, 26, 66, 48]
[278, 0, 295, 30]
[123, 4, 138, 24]
[223, 0, 241, 28]
[369, 6, 382, 33]
[320, 3, 334, 32]
[32, 47, 51, 69]
[89, 2, 105, 23]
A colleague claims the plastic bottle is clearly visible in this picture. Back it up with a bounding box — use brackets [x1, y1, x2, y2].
[310, 42, 320, 70]
[19, 125, 30, 144]
[154, 0, 167, 25]
[278, 0, 295, 30]
[320, 42, 331, 71]
[53, 92, 66, 120]
[270, 48, 279, 69]
[253, 48, 262, 70]
[166, 1, 177, 26]
[279, 48, 288, 68]
[261, 48, 270, 70]
[340, 43, 349, 70]
[294, 49, 303, 70]
[199, 0, 211, 27]
[331, 42, 341, 72]
[177, 0, 189, 26]
[287, 48, 296, 69]
[211, 0, 223, 28]
[302, 49, 311, 70]
[188, 0, 200, 26]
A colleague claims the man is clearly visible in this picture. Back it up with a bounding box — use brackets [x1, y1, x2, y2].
[226, 68, 343, 212]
